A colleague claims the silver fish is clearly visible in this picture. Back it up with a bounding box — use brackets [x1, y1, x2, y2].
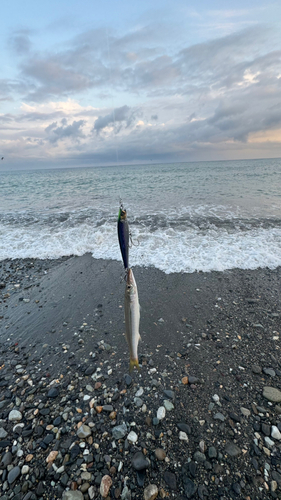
[124, 268, 140, 372]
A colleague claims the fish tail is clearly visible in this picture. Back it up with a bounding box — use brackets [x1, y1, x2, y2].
[129, 358, 140, 373]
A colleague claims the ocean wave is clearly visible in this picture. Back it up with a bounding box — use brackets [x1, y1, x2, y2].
[1, 219, 281, 273]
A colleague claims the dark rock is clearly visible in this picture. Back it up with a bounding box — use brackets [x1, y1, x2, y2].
[85, 366, 96, 376]
[0, 440, 11, 448]
[208, 446, 217, 459]
[177, 423, 191, 434]
[232, 482, 241, 494]
[131, 451, 149, 471]
[183, 477, 197, 498]
[136, 470, 146, 487]
[124, 374, 132, 386]
[1, 451, 12, 467]
[164, 471, 177, 490]
[47, 387, 59, 398]
[8, 466, 21, 484]
[198, 484, 208, 499]
[225, 442, 241, 457]
[272, 471, 281, 485]
[163, 390, 175, 400]
[188, 461, 197, 477]
[261, 423, 271, 436]
[53, 416, 62, 426]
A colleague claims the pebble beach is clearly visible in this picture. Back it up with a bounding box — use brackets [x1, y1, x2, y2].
[0, 254, 281, 499]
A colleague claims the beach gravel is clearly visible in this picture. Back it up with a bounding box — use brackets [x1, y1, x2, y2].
[1, 254, 281, 499]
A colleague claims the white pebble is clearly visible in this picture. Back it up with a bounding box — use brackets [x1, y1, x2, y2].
[127, 431, 138, 444]
[271, 425, 281, 440]
[21, 465, 29, 474]
[157, 406, 166, 420]
[135, 387, 144, 397]
[179, 431, 189, 442]
[212, 394, 220, 403]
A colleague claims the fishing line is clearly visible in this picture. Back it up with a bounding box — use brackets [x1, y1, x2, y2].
[106, 28, 119, 165]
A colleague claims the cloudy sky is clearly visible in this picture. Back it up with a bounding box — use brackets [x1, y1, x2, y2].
[1, 0, 281, 168]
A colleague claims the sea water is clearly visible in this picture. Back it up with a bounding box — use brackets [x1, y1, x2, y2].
[0, 158, 281, 273]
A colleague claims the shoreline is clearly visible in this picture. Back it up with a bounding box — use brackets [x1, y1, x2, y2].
[1, 254, 281, 499]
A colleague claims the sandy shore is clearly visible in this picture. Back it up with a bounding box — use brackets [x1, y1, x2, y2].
[1, 255, 281, 499]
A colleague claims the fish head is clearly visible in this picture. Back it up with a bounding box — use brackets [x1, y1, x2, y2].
[118, 208, 127, 222]
[125, 268, 137, 299]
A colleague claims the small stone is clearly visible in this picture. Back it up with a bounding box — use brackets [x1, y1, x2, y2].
[112, 423, 127, 440]
[77, 424, 91, 439]
[124, 374, 132, 386]
[100, 475, 112, 498]
[225, 442, 241, 457]
[177, 423, 191, 434]
[131, 451, 150, 471]
[47, 387, 59, 398]
[164, 400, 174, 411]
[144, 484, 158, 500]
[163, 471, 177, 490]
[263, 386, 281, 402]
[135, 387, 144, 397]
[252, 365, 262, 374]
[179, 431, 188, 441]
[193, 451, 206, 462]
[21, 465, 30, 475]
[183, 478, 197, 498]
[155, 448, 166, 460]
[182, 376, 188, 384]
[264, 437, 275, 448]
[271, 480, 278, 492]
[62, 492, 84, 500]
[8, 410, 22, 422]
[8, 466, 21, 484]
[263, 368, 276, 377]
[208, 446, 217, 459]
[271, 425, 281, 440]
[127, 431, 138, 444]
[46, 450, 58, 463]
[213, 412, 225, 421]
[163, 390, 175, 400]
[212, 394, 220, 403]
[1, 451, 12, 467]
[0, 427, 8, 438]
[157, 406, 166, 420]
[240, 407, 251, 417]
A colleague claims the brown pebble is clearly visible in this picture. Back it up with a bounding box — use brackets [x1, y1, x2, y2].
[96, 406, 103, 413]
[100, 475, 112, 498]
[25, 454, 34, 462]
[114, 487, 121, 499]
[46, 451, 58, 463]
[95, 382, 102, 389]
[145, 416, 152, 426]
[155, 448, 166, 460]
[71, 482, 78, 490]
[109, 466, 116, 475]
[182, 376, 189, 385]
[109, 411, 117, 420]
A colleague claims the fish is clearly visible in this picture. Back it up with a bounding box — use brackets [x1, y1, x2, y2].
[117, 205, 129, 270]
[124, 268, 141, 372]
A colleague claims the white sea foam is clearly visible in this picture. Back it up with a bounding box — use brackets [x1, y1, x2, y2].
[1, 221, 281, 273]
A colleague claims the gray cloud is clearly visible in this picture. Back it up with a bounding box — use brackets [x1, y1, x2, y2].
[8, 29, 32, 55]
[93, 105, 138, 133]
[45, 119, 85, 143]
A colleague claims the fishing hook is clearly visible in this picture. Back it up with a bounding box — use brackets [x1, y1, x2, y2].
[129, 232, 139, 248]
